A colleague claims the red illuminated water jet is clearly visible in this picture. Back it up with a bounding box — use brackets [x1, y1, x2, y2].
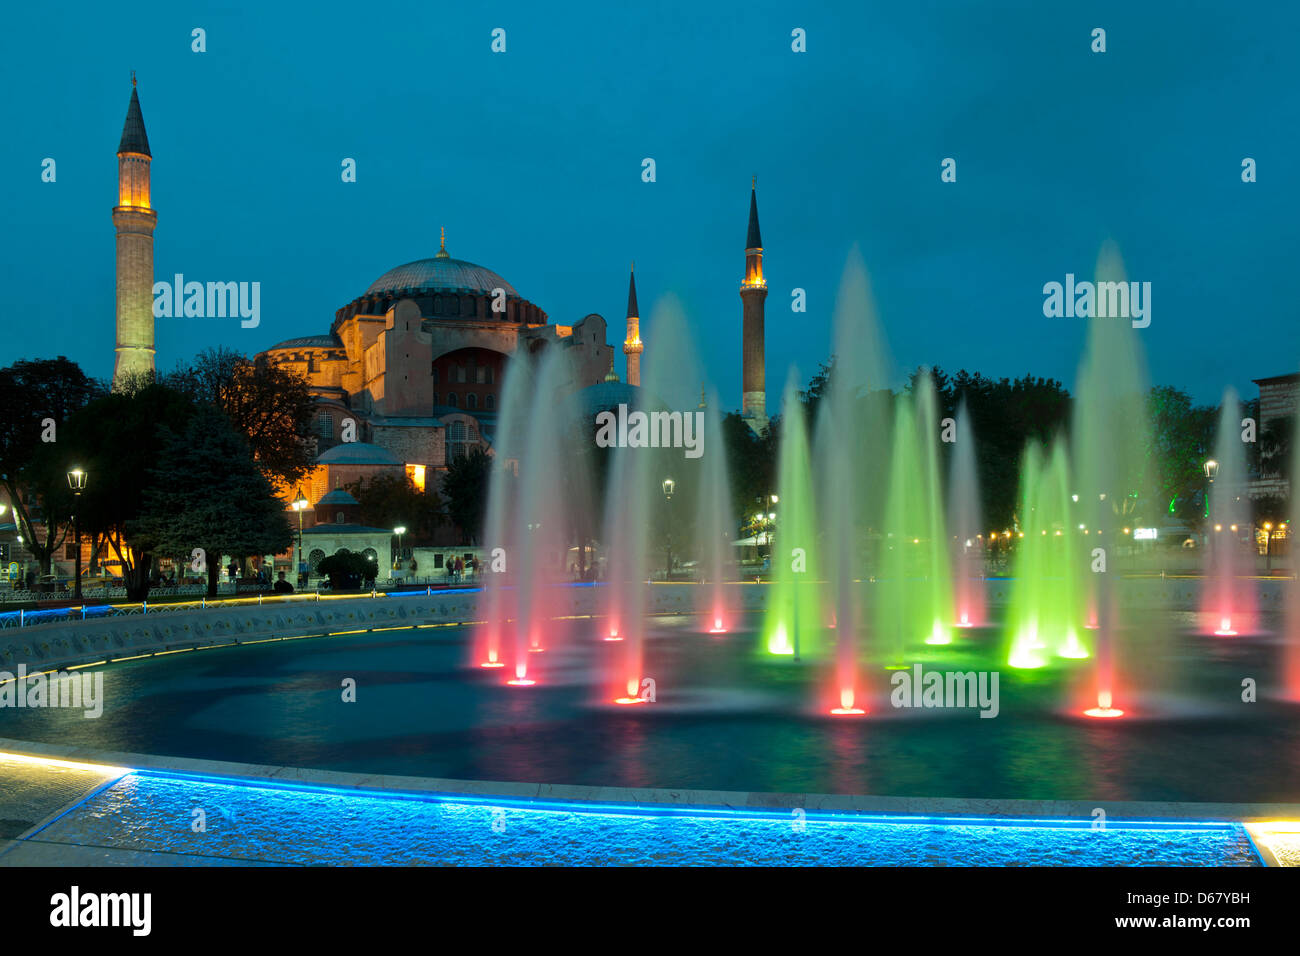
[614, 677, 647, 705]
[1083, 690, 1124, 718]
[1214, 616, 1238, 637]
[830, 687, 865, 716]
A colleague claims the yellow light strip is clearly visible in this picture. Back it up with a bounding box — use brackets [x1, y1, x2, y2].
[0, 751, 130, 776]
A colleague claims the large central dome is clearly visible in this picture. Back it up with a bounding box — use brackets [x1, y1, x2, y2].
[365, 256, 518, 298]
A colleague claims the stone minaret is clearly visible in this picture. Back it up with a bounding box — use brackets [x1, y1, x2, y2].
[740, 178, 767, 431]
[112, 75, 157, 388]
[623, 262, 642, 386]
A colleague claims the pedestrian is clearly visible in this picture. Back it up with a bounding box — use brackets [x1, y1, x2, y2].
[273, 571, 294, 594]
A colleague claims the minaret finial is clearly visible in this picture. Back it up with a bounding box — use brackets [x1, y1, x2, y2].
[752, 174, 756, 189]
[436, 226, 449, 258]
[132, 70, 136, 88]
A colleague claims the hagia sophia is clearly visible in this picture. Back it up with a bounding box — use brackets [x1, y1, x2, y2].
[109, 81, 771, 547]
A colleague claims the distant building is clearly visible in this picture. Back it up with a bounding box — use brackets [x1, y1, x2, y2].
[1250, 372, 1298, 499]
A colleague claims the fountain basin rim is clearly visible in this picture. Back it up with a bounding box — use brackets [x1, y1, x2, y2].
[3, 736, 1297, 827]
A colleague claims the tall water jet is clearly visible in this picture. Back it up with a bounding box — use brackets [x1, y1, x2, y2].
[914, 373, 955, 644]
[505, 348, 580, 684]
[695, 387, 735, 634]
[1071, 241, 1163, 717]
[763, 372, 820, 657]
[819, 249, 893, 715]
[600, 299, 703, 703]
[1007, 439, 1084, 668]
[947, 401, 986, 628]
[476, 351, 537, 670]
[1284, 405, 1300, 701]
[1202, 389, 1256, 636]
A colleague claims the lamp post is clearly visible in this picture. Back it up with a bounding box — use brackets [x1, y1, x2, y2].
[66, 468, 87, 600]
[662, 477, 675, 581]
[292, 489, 309, 586]
[394, 526, 407, 572]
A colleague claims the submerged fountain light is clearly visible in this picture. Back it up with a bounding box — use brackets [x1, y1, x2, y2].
[1214, 617, 1238, 637]
[830, 687, 865, 716]
[480, 649, 505, 669]
[709, 615, 727, 634]
[1084, 690, 1124, 718]
[924, 620, 951, 645]
[615, 677, 647, 705]
[507, 664, 536, 686]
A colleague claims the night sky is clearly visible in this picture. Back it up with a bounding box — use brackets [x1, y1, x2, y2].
[4, 1, 1297, 408]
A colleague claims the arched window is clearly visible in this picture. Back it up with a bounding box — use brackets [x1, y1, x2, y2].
[486, 394, 495, 411]
[336, 511, 345, 524]
[432, 294, 443, 314]
[316, 410, 332, 438]
[467, 393, 477, 410]
[308, 549, 326, 571]
[466, 297, 476, 316]
[448, 296, 460, 316]
[447, 392, 457, 408]
[447, 421, 469, 461]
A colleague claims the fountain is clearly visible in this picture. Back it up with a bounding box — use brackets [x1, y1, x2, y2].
[947, 401, 987, 629]
[1069, 241, 1164, 717]
[695, 388, 736, 634]
[763, 372, 820, 657]
[1202, 389, 1256, 637]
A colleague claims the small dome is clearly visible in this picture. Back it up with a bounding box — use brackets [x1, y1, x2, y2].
[316, 442, 402, 466]
[316, 488, 360, 506]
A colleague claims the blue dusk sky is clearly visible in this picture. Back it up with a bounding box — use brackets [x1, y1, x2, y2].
[3, 0, 1297, 409]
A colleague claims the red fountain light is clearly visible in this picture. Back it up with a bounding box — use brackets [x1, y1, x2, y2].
[830, 687, 865, 716]
[506, 664, 535, 686]
[614, 677, 646, 705]
[1214, 616, 1238, 637]
[708, 615, 727, 634]
[1083, 690, 1124, 718]
[956, 611, 973, 628]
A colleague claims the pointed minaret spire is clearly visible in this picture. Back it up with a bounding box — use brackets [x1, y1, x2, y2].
[746, 177, 762, 251]
[436, 226, 449, 258]
[622, 261, 643, 387]
[740, 179, 767, 432]
[113, 77, 157, 388]
[118, 79, 151, 158]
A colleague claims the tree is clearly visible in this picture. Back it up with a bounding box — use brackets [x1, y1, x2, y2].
[165, 347, 316, 489]
[921, 367, 1072, 529]
[131, 405, 293, 598]
[1146, 386, 1216, 521]
[0, 357, 104, 573]
[721, 411, 778, 534]
[62, 383, 197, 599]
[442, 448, 492, 544]
[346, 472, 444, 542]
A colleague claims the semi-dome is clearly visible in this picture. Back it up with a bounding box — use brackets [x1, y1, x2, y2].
[316, 442, 402, 466]
[365, 257, 518, 298]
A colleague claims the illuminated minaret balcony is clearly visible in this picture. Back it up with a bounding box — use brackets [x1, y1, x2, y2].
[622, 263, 643, 386]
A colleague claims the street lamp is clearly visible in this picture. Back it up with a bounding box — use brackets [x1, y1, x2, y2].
[1204, 459, 1219, 482]
[393, 526, 407, 570]
[291, 489, 309, 586]
[662, 478, 675, 580]
[66, 467, 87, 600]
